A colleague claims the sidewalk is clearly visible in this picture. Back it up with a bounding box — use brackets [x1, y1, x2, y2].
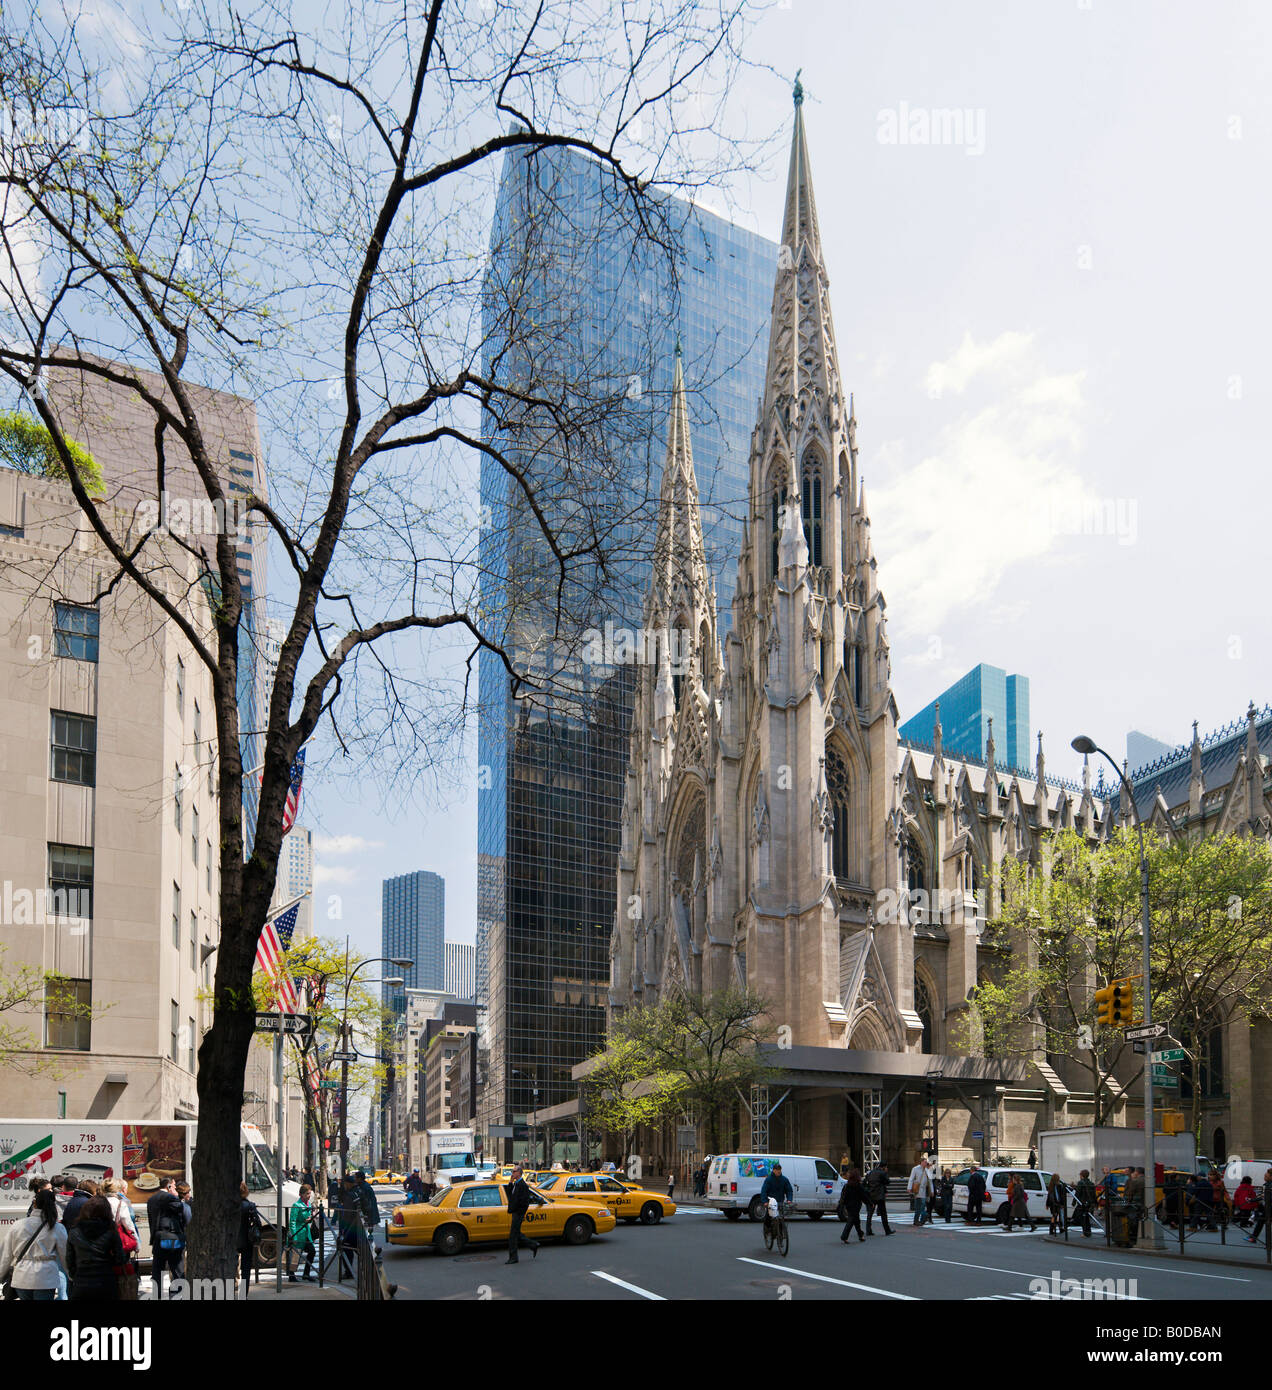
[239, 1276, 356, 1301]
[1046, 1224, 1272, 1271]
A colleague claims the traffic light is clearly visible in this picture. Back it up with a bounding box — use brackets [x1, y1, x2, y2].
[1161, 1111, 1187, 1135]
[924, 1081, 937, 1107]
[1095, 983, 1115, 1026]
[1111, 981, 1134, 1026]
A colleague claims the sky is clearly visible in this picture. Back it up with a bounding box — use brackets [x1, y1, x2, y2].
[45, 0, 1267, 968]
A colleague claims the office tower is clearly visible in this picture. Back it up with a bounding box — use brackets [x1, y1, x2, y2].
[444, 941, 476, 1003]
[381, 870, 445, 1017]
[900, 663, 1031, 771]
[1127, 730, 1174, 774]
[476, 141, 776, 1153]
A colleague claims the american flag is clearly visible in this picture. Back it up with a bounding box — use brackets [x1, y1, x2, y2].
[281, 749, 305, 836]
[255, 901, 300, 1013]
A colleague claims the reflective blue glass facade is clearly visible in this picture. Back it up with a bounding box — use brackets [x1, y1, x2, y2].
[382, 870, 445, 1018]
[476, 146, 775, 1150]
[900, 663, 1031, 772]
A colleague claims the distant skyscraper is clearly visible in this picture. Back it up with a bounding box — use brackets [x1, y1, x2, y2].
[444, 942, 476, 1003]
[1127, 730, 1174, 774]
[381, 871, 445, 1016]
[477, 141, 776, 1154]
[900, 663, 1031, 770]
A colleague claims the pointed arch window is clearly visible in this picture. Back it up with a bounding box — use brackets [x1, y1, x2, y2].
[905, 831, 926, 896]
[914, 973, 935, 1054]
[826, 748, 852, 880]
[769, 480, 788, 580]
[801, 459, 823, 567]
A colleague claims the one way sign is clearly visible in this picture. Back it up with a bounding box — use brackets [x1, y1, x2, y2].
[254, 1012, 313, 1043]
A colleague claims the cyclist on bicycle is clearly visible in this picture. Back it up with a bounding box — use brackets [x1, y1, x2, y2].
[760, 1163, 794, 1237]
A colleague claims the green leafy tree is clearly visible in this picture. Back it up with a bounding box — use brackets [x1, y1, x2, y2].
[581, 1034, 685, 1165]
[1149, 834, 1272, 1138]
[613, 987, 776, 1152]
[0, 945, 104, 1077]
[0, 410, 104, 497]
[962, 828, 1147, 1124]
[246, 936, 391, 1197]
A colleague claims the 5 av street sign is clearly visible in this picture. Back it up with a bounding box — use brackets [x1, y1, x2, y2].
[1152, 1048, 1186, 1063]
[1124, 1021, 1168, 1041]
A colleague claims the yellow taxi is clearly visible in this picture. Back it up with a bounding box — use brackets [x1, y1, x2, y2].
[387, 1180, 617, 1255]
[370, 1170, 400, 1186]
[535, 1172, 677, 1225]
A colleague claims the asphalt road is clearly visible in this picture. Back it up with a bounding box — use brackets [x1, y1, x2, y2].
[374, 1198, 1269, 1302]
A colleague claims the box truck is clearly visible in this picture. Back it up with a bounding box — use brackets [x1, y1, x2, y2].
[0, 1118, 299, 1258]
[414, 1127, 479, 1185]
[1038, 1125, 1196, 1181]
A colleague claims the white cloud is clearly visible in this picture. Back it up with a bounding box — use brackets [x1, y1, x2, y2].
[313, 863, 357, 886]
[924, 329, 1035, 398]
[313, 834, 383, 855]
[872, 333, 1099, 638]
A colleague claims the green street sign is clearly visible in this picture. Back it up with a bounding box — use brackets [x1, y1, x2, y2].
[1150, 1066, 1178, 1088]
[318, 1079, 340, 1090]
[1152, 1048, 1186, 1063]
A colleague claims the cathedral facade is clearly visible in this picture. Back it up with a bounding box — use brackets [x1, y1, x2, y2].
[609, 91, 1272, 1168]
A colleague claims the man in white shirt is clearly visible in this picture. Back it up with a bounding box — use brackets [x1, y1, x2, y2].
[909, 1157, 933, 1227]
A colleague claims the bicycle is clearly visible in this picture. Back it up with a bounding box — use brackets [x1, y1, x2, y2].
[763, 1200, 793, 1257]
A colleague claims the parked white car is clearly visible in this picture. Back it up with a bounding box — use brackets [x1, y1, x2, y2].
[950, 1166, 1056, 1224]
[704, 1153, 843, 1221]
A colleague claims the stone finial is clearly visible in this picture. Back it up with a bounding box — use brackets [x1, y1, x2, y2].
[793, 69, 804, 106]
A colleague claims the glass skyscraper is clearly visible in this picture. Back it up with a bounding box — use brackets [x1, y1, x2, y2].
[476, 143, 776, 1154]
[381, 870, 445, 1018]
[900, 663, 1032, 772]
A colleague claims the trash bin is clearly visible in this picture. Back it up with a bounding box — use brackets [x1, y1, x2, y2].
[1109, 1201, 1134, 1248]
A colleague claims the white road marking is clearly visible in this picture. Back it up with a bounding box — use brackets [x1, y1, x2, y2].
[737, 1257, 918, 1299]
[1060, 1254, 1251, 1282]
[590, 1271, 666, 1300]
[926, 1256, 1147, 1298]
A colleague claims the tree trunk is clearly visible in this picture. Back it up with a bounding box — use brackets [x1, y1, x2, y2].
[188, 1006, 256, 1278]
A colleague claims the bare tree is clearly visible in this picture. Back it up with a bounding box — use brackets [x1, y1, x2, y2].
[0, 0, 765, 1275]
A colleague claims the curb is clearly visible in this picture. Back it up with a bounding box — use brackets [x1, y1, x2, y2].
[1043, 1233, 1272, 1273]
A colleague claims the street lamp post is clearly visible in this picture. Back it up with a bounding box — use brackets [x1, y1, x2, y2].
[336, 947, 413, 1182]
[1072, 735, 1164, 1251]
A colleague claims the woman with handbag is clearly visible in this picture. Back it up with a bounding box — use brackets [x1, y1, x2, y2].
[1, 1187, 68, 1301]
[102, 1178, 141, 1298]
[66, 1196, 126, 1301]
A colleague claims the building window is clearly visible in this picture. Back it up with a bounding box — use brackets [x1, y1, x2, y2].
[44, 977, 91, 1050]
[801, 461, 823, 567]
[769, 481, 788, 580]
[173, 883, 181, 949]
[826, 749, 852, 879]
[187, 1016, 196, 1071]
[193, 700, 201, 744]
[915, 974, 935, 1055]
[171, 1001, 180, 1063]
[190, 910, 198, 971]
[192, 806, 199, 865]
[48, 844, 92, 922]
[906, 832, 926, 896]
[176, 656, 185, 716]
[53, 602, 99, 662]
[206, 844, 212, 895]
[174, 764, 182, 832]
[50, 711, 97, 786]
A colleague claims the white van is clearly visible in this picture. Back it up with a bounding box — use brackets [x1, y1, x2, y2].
[950, 1166, 1056, 1224]
[704, 1153, 843, 1221]
[1221, 1158, 1272, 1194]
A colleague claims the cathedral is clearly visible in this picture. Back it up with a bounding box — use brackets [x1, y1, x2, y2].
[609, 88, 1272, 1168]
